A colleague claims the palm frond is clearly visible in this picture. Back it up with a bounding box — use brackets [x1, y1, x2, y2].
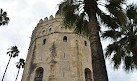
[7, 46, 19, 57]
[105, 0, 127, 25]
[102, 30, 122, 40]
[16, 58, 25, 69]
[104, 4, 137, 71]
[0, 9, 9, 26]
[57, 0, 88, 35]
[127, 4, 137, 21]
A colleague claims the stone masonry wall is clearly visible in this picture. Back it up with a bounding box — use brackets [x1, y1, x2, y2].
[21, 15, 93, 81]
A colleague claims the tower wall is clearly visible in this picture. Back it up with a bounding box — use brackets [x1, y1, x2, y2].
[21, 15, 93, 81]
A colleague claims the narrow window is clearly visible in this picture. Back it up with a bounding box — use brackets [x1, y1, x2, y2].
[85, 68, 92, 81]
[49, 28, 52, 31]
[41, 56, 42, 61]
[42, 30, 45, 34]
[35, 67, 43, 81]
[64, 53, 65, 58]
[43, 39, 46, 45]
[85, 72, 88, 78]
[63, 36, 67, 42]
[84, 41, 87, 46]
[63, 72, 64, 77]
[61, 27, 64, 29]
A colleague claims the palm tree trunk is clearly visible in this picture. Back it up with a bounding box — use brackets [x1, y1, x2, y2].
[2, 55, 12, 81]
[84, 0, 108, 81]
[15, 68, 20, 81]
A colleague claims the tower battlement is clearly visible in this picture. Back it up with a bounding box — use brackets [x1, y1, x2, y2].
[30, 15, 73, 46]
[36, 15, 63, 28]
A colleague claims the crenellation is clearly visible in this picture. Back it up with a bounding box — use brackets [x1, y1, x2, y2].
[49, 15, 54, 20]
[44, 17, 48, 22]
[55, 14, 62, 19]
[39, 19, 43, 23]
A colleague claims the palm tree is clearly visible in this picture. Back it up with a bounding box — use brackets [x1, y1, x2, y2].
[15, 58, 25, 81]
[57, 0, 127, 81]
[0, 9, 9, 26]
[2, 46, 19, 81]
[102, 4, 137, 71]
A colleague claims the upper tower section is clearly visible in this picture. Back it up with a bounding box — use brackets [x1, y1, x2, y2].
[30, 15, 74, 45]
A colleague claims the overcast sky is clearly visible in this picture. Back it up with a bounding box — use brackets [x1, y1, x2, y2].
[0, 0, 137, 81]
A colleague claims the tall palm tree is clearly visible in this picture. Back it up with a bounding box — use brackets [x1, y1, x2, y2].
[0, 9, 9, 26]
[2, 46, 19, 81]
[57, 0, 127, 81]
[102, 4, 137, 71]
[15, 58, 25, 81]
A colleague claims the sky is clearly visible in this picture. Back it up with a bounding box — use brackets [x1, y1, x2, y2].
[0, 0, 137, 81]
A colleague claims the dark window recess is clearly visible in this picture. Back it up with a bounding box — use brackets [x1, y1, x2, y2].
[61, 27, 64, 29]
[85, 68, 92, 81]
[64, 53, 65, 58]
[34, 67, 43, 81]
[42, 30, 45, 34]
[84, 41, 87, 46]
[63, 72, 64, 77]
[43, 39, 46, 45]
[49, 28, 51, 31]
[63, 36, 67, 42]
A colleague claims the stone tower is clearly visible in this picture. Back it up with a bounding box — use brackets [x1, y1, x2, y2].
[21, 15, 93, 81]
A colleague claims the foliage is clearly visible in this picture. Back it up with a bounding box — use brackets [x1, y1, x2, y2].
[57, 0, 127, 35]
[15, 58, 25, 81]
[7, 46, 20, 57]
[0, 9, 9, 26]
[57, 0, 88, 36]
[56, 0, 132, 81]
[2, 46, 19, 81]
[102, 4, 137, 71]
[16, 58, 25, 69]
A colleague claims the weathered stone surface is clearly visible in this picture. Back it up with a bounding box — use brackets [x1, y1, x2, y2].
[21, 15, 93, 81]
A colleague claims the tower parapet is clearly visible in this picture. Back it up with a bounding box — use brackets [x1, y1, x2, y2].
[30, 15, 73, 47]
[22, 15, 93, 81]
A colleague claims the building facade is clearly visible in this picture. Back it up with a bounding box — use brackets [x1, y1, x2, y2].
[21, 15, 93, 81]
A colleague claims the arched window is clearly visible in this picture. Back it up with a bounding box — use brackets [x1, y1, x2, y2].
[63, 36, 67, 42]
[61, 27, 64, 29]
[43, 39, 46, 45]
[85, 68, 92, 81]
[64, 53, 65, 58]
[42, 30, 45, 34]
[49, 28, 52, 31]
[84, 41, 87, 46]
[35, 67, 43, 81]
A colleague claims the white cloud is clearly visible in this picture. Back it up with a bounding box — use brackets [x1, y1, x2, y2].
[0, 0, 62, 81]
[129, 72, 137, 81]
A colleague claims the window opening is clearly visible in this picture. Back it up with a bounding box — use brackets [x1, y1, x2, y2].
[42, 30, 45, 34]
[64, 53, 65, 58]
[49, 28, 52, 31]
[61, 27, 64, 29]
[63, 36, 67, 42]
[63, 72, 64, 77]
[35, 67, 43, 81]
[85, 68, 92, 81]
[43, 39, 46, 45]
[84, 41, 87, 46]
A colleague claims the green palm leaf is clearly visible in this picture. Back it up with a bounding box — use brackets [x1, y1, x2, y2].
[103, 4, 137, 71]
[0, 9, 9, 26]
